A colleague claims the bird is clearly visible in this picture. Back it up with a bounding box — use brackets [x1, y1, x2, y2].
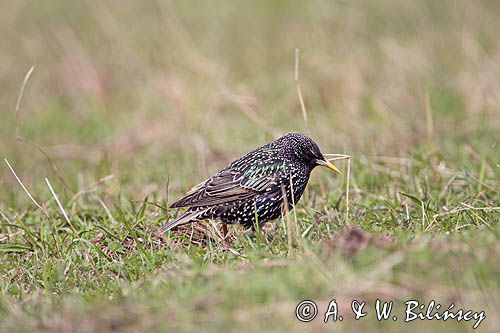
[159, 132, 341, 236]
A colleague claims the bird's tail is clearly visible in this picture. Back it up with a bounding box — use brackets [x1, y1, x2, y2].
[158, 208, 209, 233]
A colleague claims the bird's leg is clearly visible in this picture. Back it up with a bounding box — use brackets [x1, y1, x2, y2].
[222, 223, 228, 240]
[220, 223, 231, 250]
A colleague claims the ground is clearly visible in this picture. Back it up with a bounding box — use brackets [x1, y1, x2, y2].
[0, 1, 499, 332]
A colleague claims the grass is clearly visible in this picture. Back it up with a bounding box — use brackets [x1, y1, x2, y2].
[0, 0, 499, 332]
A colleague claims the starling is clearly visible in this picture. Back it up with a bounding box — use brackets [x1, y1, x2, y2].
[159, 132, 340, 233]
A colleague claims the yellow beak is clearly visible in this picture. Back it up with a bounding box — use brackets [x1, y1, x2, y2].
[317, 159, 341, 174]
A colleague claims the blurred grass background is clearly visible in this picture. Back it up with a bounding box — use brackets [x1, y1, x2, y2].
[0, 0, 499, 332]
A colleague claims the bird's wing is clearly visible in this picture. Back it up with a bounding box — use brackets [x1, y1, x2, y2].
[170, 160, 286, 208]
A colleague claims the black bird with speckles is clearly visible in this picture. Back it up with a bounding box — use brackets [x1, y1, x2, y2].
[159, 132, 341, 233]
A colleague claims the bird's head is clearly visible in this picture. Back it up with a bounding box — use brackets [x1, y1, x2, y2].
[278, 132, 341, 174]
